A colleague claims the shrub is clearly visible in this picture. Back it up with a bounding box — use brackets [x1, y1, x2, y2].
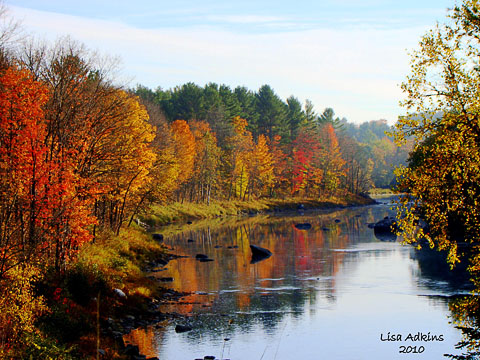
[0, 265, 48, 358]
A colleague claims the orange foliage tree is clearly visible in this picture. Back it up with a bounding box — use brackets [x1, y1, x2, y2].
[290, 128, 323, 195]
[0, 65, 50, 276]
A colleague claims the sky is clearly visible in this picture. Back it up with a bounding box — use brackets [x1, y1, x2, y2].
[4, 0, 454, 124]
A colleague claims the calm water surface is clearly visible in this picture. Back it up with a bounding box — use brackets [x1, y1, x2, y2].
[126, 199, 472, 359]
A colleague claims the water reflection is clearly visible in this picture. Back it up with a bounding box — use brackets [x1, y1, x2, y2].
[124, 202, 472, 359]
[445, 295, 480, 360]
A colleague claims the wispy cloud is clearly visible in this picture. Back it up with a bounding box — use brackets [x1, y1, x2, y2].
[8, 4, 434, 124]
[206, 14, 288, 24]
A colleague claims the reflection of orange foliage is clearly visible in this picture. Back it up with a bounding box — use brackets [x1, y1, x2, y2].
[123, 326, 162, 359]
[159, 215, 355, 313]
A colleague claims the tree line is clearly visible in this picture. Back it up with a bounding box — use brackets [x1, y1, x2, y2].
[136, 82, 410, 194]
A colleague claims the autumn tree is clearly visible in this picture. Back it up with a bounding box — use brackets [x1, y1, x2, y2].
[226, 116, 254, 199]
[126, 97, 179, 223]
[95, 90, 156, 234]
[393, 0, 480, 274]
[339, 135, 373, 194]
[18, 39, 158, 253]
[0, 64, 50, 275]
[318, 123, 346, 195]
[290, 127, 323, 195]
[248, 134, 274, 199]
[269, 135, 289, 196]
[171, 119, 196, 201]
[189, 120, 221, 204]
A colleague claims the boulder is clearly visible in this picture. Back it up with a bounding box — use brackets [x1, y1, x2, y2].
[250, 244, 272, 264]
[373, 216, 397, 233]
[175, 324, 193, 333]
[114, 288, 126, 298]
[294, 223, 312, 230]
[373, 217, 397, 241]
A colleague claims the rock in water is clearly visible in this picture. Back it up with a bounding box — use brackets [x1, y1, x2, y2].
[373, 217, 397, 233]
[175, 324, 192, 333]
[294, 223, 312, 230]
[373, 217, 397, 241]
[250, 244, 272, 264]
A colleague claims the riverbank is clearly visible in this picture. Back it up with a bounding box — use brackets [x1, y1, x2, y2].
[144, 193, 376, 227]
[15, 227, 180, 360]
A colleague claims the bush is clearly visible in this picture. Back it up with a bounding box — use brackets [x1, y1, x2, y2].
[0, 265, 48, 358]
[64, 263, 108, 307]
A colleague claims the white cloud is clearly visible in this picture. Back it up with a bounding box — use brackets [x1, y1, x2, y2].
[206, 15, 288, 24]
[9, 5, 427, 124]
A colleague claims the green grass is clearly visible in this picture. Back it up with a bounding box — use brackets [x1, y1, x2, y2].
[144, 193, 375, 226]
[76, 227, 168, 294]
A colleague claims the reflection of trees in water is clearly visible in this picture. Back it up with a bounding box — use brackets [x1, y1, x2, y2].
[160, 212, 357, 337]
[411, 246, 472, 292]
[445, 295, 480, 360]
[412, 239, 480, 359]
[154, 205, 399, 343]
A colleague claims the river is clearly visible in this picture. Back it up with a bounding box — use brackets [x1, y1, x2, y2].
[124, 197, 473, 359]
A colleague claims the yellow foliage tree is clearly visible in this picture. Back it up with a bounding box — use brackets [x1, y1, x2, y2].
[393, 0, 480, 277]
[228, 116, 254, 200]
[0, 265, 48, 357]
[170, 120, 196, 201]
[248, 134, 275, 198]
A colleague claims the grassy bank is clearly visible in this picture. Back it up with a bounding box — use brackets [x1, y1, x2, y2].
[11, 227, 174, 360]
[145, 193, 375, 227]
[369, 187, 396, 196]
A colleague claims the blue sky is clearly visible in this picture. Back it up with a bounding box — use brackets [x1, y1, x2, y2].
[5, 0, 454, 124]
